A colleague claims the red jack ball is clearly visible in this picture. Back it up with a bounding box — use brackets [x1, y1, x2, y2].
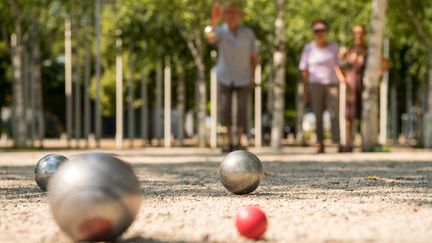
[235, 206, 268, 239]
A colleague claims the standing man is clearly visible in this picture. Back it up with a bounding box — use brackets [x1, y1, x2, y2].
[205, 1, 258, 152]
[299, 20, 345, 154]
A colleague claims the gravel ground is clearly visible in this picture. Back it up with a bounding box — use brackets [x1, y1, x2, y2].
[1, 147, 432, 242]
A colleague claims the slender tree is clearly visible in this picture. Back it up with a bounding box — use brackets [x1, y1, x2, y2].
[361, 0, 387, 151]
[177, 62, 186, 147]
[31, 26, 44, 147]
[127, 51, 136, 147]
[271, 0, 286, 150]
[11, 23, 27, 147]
[178, 27, 207, 147]
[95, 0, 102, 147]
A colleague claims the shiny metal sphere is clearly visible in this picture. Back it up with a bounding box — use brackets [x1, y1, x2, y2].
[47, 152, 142, 242]
[34, 154, 69, 191]
[219, 150, 263, 195]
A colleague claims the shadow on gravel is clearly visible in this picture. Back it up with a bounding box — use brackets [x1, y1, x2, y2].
[132, 160, 432, 198]
[119, 236, 189, 243]
[2, 160, 432, 200]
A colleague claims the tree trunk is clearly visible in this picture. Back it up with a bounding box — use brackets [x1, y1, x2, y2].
[32, 28, 45, 148]
[271, 0, 286, 150]
[65, 18, 72, 148]
[267, 61, 274, 115]
[29, 45, 36, 145]
[197, 63, 207, 147]
[424, 57, 432, 147]
[416, 84, 424, 142]
[128, 54, 135, 147]
[95, 0, 102, 147]
[391, 85, 398, 144]
[74, 46, 82, 148]
[406, 76, 413, 141]
[84, 39, 91, 148]
[179, 28, 206, 147]
[141, 60, 149, 145]
[11, 24, 27, 147]
[379, 38, 390, 145]
[24, 48, 32, 146]
[155, 60, 163, 145]
[177, 67, 185, 147]
[361, 0, 387, 151]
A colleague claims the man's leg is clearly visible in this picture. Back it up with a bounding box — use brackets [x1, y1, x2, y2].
[236, 85, 250, 149]
[218, 83, 233, 150]
[326, 84, 340, 145]
[310, 83, 325, 152]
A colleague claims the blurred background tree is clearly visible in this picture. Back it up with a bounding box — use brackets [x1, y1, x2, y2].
[0, 0, 430, 148]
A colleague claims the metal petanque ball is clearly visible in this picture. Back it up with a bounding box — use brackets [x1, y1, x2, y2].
[47, 152, 142, 242]
[219, 150, 263, 195]
[34, 154, 69, 191]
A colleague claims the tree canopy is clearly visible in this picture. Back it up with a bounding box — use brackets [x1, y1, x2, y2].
[0, 0, 431, 140]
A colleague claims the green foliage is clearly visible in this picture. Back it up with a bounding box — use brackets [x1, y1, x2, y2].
[0, 0, 431, 136]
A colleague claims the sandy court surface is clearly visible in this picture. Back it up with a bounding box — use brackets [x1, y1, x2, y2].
[1, 147, 432, 242]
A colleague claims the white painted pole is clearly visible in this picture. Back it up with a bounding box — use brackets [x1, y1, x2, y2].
[95, 0, 102, 147]
[164, 56, 172, 148]
[210, 65, 217, 149]
[254, 64, 262, 148]
[65, 18, 72, 148]
[115, 29, 123, 149]
[339, 82, 347, 146]
[379, 38, 389, 145]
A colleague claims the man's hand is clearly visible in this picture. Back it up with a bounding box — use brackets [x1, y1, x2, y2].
[206, 3, 222, 44]
[211, 3, 222, 28]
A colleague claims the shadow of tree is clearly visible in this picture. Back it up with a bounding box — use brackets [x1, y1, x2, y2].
[117, 236, 189, 243]
[2, 160, 432, 201]
[132, 160, 432, 199]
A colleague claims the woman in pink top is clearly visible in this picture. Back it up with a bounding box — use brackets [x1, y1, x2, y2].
[299, 20, 345, 153]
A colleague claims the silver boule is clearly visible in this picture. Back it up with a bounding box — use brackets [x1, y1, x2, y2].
[34, 154, 69, 191]
[47, 152, 142, 242]
[219, 150, 263, 195]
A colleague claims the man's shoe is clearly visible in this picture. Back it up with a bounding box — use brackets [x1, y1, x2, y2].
[222, 144, 234, 153]
[317, 145, 325, 154]
[234, 144, 247, 151]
